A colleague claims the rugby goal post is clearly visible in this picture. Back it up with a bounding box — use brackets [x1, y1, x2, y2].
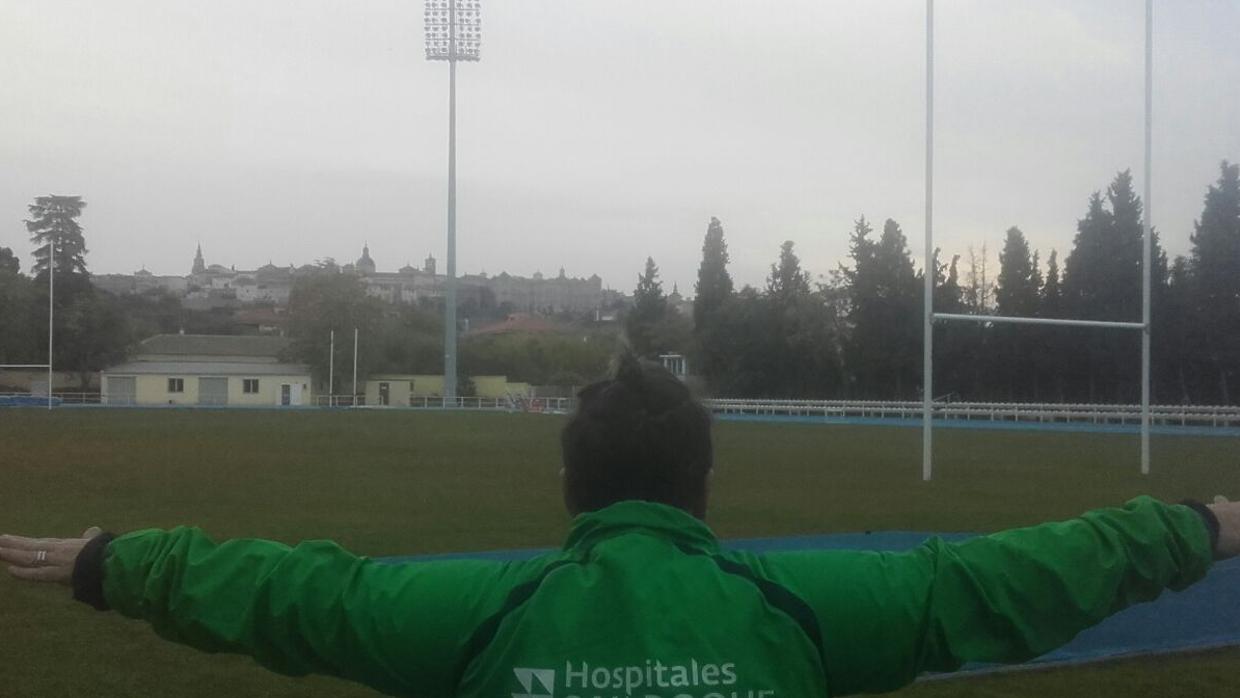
[921, 0, 1156, 480]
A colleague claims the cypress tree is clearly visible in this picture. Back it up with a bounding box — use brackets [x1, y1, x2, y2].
[1188, 161, 1240, 403]
[693, 217, 733, 329]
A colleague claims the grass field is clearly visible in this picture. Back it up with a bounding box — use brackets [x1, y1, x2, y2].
[1, 408, 1238, 697]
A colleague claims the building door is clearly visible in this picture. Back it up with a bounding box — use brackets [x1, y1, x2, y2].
[280, 384, 291, 406]
[107, 377, 136, 405]
[198, 377, 229, 406]
[379, 382, 390, 406]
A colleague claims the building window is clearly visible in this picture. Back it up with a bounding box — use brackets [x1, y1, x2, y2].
[167, 378, 184, 393]
[243, 379, 260, 394]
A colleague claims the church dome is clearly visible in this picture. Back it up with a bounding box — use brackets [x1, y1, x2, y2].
[356, 244, 376, 275]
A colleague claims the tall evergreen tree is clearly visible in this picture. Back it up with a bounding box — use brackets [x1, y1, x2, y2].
[1037, 250, 1067, 400]
[692, 217, 735, 391]
[20, 195, 132, 386]
[751, 240, 841, 397]
[626, 257, 668, 357]
[842, 218, 920, 397]
[994, 227, 1042, 398]
[1042, 250, 1062, 316]
[1062, 171, 1168, 401]
[766, 240, 811, 302]
[996, 227, 1040, 317]
[25, 195, 88, 277]
[693, 217, 733, 329]
[1188, 161, 1240, 403]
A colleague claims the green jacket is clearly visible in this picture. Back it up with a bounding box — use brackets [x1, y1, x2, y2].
[99, 497, 1212, 697]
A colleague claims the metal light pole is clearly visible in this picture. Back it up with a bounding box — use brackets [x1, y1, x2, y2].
[352, 327, 359, 404]
[328, 329, 335, 407]
[48, 240, 54, 410]
[425, 0, 481, 402]
[922, 0, 934, 480]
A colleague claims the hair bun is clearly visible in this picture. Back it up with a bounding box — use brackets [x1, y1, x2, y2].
[614, 353, 645, 391]
[611, 352, 692, 415]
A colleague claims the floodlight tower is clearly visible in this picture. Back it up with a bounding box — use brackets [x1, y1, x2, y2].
[425, 0, 481, 402]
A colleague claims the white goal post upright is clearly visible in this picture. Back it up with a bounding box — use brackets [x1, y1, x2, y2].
[1141, 0, 1154, 476]
[921, 0, 1155, 480]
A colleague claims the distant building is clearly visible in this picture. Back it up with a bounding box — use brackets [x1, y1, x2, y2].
[667, 284, 694, 317]
[364, 374, 532, 405]
[356, 243, 376, 275]
[192, 243, 206, 274]
[468, 313, 559, 336]
[101, 334, 312, 407]
[92, 244, 607, 315]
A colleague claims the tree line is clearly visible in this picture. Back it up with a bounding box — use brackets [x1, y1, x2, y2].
[0, 200, 618, 392]
[5, 162, 1238, 403]
[625, 163, 1240, 405]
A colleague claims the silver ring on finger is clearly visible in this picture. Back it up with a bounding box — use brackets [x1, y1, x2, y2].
[35, 550, 48, 565]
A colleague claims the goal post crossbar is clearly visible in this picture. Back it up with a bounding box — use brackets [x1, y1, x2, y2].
[921, 0, 1155, 481]
[933, 314, 1146, 331]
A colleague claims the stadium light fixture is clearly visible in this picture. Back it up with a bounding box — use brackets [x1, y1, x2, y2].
[425, 0, 481, 402]
[424, 0, 481, 62]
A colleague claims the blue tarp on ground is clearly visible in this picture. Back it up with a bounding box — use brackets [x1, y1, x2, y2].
[382, 530, 1240, 670]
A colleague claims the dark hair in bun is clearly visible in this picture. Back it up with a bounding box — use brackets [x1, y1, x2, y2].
[560, 353, 713, 517]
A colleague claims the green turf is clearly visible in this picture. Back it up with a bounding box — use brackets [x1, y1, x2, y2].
[1, 409, 1237, 697]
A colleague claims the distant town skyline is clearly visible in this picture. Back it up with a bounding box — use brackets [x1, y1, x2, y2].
[122, 240, 611, 290]
[2, 1, 1237, 294]
[93, 240, 612, 315]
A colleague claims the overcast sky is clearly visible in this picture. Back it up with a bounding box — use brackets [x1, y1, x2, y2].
[2, 1, 1237, 293]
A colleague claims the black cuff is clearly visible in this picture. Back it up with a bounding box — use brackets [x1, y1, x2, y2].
[72, 532, 116, 611]
[1181, 500, 1220, 558]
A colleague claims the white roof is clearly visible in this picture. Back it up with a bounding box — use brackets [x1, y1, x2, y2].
[102, 361, 311, 377]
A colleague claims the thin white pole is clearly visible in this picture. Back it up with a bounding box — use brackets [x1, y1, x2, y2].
[352, 327, 359, 404]
[328, 329, 335, 407]
[47, 240, 54, 410]
[1140, 0, 1153, 474]
[443, 0, 459, 401]
[922, 0, 935, 481]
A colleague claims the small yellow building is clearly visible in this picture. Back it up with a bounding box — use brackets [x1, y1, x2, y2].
[365, 374, 533, 406]
[101, 334, 313, 407]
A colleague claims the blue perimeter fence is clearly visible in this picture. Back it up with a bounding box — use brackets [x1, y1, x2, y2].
[382, 530, 1240, 675]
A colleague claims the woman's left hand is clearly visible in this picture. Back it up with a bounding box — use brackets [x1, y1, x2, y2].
[0, 527, 103, 584]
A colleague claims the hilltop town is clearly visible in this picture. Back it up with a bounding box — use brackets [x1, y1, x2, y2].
[92, 243, 632, 315]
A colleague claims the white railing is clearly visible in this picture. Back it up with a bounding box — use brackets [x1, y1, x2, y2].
[4, 390, 1236, 427]
[314, 394, 574, 413]
[313, 395, 365, 408]
[706, 399, 1240, 428]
